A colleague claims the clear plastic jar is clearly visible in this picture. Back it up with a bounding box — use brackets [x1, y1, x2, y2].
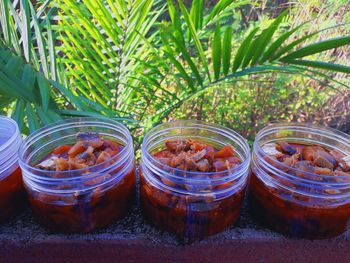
[140, 120, 251, 239]
[0, 116, 25, 223]
[19, 118, 136, 233]
[250, 123, 350, 239]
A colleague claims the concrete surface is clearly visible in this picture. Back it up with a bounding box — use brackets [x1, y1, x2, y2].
[1, 198, 349, 263]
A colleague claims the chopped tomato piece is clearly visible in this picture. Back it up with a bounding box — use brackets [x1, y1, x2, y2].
[96, 151, 111, 164]
[105, 140, 123, 152]
[165, 140, 191, 153]
[204, 146, 215, 161]
[213, 159, 227, 172]
[264, 141, 350, 177]
[301, 146, 316, 161]
[190, 140, 207, 151]
[214, 145, 235, 158]
[36, 133, 124, 171]
[153, 150, 174, 159]
[55, 158, 70, 171]
[225, 156, 241, 165]
[68, 141, 87, 158]
[104, 147, 119, 157]
[153, 139, 240, 172]
[52, 145, 72, 155]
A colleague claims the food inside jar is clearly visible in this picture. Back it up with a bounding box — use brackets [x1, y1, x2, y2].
[153, 139, 241, 172]
[140, 139, 245, 238]
[250, 141, 350, 238]
[36, 132, 124, 171]
[28, 132, 135, 233]
[0, 167, 26, 223]
[262, 141, 350, 177]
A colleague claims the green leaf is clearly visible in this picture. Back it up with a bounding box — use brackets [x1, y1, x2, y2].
[35, 104, 52, 124]
[250, 10, 287, 65]
[271, 24, 349, 61]
[37, 72, 51, 111]
[207, 0, 249, 23]
[46, 16, 57, 81]
[0, 94, 13, 108]
[232, 27, 259, 72]
[163, 49, 195, 91]
[22, 64, 36, 91]
[281, 36, 350, 61]
[190, 0, 204, 30]
[20, 0, 31, 62]
[11, 99, 25, 132]
[5, 56, 22, 75]
[46, 109, 63, 123]
[178, 0, 211, 81]
[49, 79, 83, 110]
[286, 60, 350, 74]
[260, 22, 307, 63]
[212, 23, 222, 80]
[0, 0, 11, 45]
[58, 109, 106, 118]
[29, 2, 49, 78]
[222, 26, 232, 76]
[161, 27, 203, 86]
[26, 102, 40, 133]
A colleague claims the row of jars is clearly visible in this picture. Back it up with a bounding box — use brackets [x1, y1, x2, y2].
[1, 116, 350, 239]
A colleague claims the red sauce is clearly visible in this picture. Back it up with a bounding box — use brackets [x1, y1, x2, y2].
[140, 139, 245, 238]
[250, 142, 350, 238]
[29, 133, 135, 233]
[0, 167, 26, 223]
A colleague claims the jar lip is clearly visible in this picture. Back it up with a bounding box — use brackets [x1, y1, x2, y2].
[142, 120, 251, 177]
[0, 116, 20, 153]
[254, 122, 350, 181]
[18, 117, 133, 177]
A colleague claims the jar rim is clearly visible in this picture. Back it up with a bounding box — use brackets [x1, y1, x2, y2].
[254, 122, 350, 182]
[142, 120, 251, 178]
[18, 117, 133, 179]
[0, 116, 20, 153]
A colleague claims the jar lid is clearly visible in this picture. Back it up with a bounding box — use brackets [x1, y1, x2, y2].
[0, 116, 21, 176]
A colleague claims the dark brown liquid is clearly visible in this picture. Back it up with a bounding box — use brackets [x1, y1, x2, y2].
[0, 167, 26, 223]
[28, 168, 136, 233]
[140, 172, 246, 239]
[249, 170, 350, 239]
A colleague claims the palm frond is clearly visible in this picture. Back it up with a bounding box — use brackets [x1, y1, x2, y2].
[57, 0, 165, 117]
[147, 0, 350, 124]
[0, 0, 116, 134]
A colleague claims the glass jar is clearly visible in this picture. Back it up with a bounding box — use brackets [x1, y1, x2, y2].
[0, 116, 25, 223]
[18, 118, 136, 233]
[250, 123, 350, 239]
[140, 120, 251, 239]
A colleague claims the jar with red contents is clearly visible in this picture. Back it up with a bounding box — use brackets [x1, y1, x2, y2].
[0, 116, 25, 223]
[250, 123, 350, 239]
[18, 118, 136, 233]
[140, 120, 251, 239]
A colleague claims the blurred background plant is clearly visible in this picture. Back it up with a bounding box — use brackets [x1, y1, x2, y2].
[0, 0, 124, 134]
[174, 0, 350, 143]
[0, 0, 349, 146]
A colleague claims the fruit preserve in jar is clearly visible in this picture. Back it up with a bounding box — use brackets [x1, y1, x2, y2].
[140, 120, 250, 239]
[250, 123, 350, 238]
[0, 116, 25, 223]
[19, 118, 136, 233]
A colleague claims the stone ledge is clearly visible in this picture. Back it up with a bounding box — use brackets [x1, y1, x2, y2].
[1, 203, 349, 262]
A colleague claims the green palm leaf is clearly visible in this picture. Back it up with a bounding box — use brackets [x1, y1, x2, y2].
[0, 0, 115, 134]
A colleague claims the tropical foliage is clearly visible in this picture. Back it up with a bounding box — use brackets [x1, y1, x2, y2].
[0, 0, 113, 134]
[0, 0, 349, 142]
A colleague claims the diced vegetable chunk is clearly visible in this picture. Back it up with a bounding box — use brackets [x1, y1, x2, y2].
[153, 139, 240, 172]
[36, 133, 124, 171]
[264, 141, 350, 178]
[214, 145, 235, 158]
